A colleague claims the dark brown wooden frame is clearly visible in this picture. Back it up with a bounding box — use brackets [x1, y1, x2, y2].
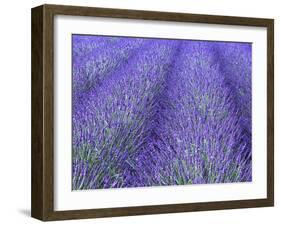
[31, 4, 274, 221]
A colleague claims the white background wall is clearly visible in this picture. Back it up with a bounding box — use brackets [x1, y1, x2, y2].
[0, 0, 279, 225]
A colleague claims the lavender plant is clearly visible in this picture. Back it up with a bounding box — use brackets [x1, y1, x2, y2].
[72, 35, 252, 190]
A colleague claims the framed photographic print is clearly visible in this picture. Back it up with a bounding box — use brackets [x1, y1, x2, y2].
[31, 4, 274, 221]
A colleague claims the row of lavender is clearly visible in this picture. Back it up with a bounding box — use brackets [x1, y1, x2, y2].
[72, 35, 252, 190]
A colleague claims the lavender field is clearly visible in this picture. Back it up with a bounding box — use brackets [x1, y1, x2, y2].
[72, 35, 252, 190]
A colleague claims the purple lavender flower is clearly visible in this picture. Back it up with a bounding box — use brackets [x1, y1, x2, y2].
[72, 35, 252, 190]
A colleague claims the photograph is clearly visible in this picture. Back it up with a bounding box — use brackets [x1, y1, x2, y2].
[72, 35, 252, 190]
[30, 4, 274, 220]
